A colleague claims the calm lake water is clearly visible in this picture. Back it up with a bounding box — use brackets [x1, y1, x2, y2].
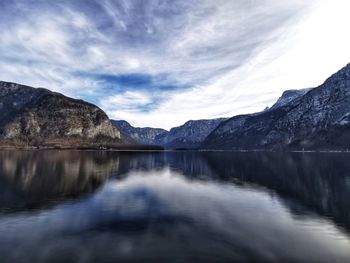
[0, 150, 350, 262]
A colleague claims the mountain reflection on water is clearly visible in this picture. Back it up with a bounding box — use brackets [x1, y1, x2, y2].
[0, 150, 350, 262]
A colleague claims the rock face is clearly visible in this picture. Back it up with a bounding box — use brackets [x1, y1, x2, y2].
[0, 81, 125, 148]
[201, 64, 350, 150]
[111, 120, 167, 145]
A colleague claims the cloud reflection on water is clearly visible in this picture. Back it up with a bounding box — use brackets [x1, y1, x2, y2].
[0, 166, 349, 262]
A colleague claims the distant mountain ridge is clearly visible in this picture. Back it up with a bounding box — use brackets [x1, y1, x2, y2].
[0, 81, 127, 148]
[201, 63, 350, 150]
[111, 120, 167, 145]
[112, 118, 227, 149]
[156, 118, 227, 149]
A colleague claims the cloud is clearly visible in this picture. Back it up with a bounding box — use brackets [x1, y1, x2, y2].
[101, 90, 158, 113]
[1, 0, 350, 128]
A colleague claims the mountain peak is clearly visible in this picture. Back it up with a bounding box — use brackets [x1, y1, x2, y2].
[270, 88, 312, 110]
[322, 63, 350, 87]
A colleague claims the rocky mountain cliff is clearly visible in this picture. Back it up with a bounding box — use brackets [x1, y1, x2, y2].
[112, 118, 227, 149]
[0, 81, 126, 148]
[201, 63, 350, 150]
[111, 120, 167, 145]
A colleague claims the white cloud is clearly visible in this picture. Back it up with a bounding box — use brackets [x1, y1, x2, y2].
[105, 0, 350, 129]
[2, 0, 350, 129]
[101, 91, 153, 112]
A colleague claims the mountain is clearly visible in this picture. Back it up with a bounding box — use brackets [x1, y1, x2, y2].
[159, 118, 228, 149]
[156, 119, 227, 149]
[201, 63, 350, 150]
[112, 118, 227, 149]
[111, 120, 167, 145]
[0, 81, 127, 148]
[269, 88, 312, 110]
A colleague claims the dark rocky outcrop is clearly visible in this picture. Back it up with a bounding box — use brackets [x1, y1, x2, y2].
[0, 81, 126, 148]
[201, 64, 350, 150]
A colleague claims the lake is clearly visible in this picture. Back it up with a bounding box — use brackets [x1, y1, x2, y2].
[0, 150, 350, 262]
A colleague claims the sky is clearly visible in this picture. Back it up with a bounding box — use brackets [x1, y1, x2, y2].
[1, 0, 350, 129]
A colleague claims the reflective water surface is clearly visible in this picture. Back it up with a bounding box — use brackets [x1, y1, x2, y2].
[0, 150, 350, 262]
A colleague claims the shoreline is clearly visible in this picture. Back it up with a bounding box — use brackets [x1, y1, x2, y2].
[0, 146, 350, 153]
